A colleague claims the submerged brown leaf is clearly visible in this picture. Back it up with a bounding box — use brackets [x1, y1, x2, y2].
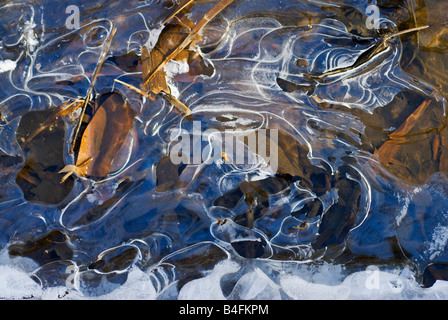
[240, 129, 332, 196]
[415, 0, 448, 50]
[71, 26, 117, 153]
[401, 0, 448, 100]
[75, 92, 135, 178]
[388, 99, 433, 138]
[377, 99, 448, 185]
[16, 109, 75, 204]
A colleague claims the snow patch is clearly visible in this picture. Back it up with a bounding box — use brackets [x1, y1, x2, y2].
[178, 260, 240, 300]
[396, 195, 410, 225]
[1, 251, 448, 299]
[23, 20, 39, 52]
[0, 60, 17, 73]
[165, 58, 190, 98]
[425, 225, 448, 261]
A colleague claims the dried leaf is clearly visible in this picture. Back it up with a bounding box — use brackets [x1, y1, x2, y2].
[142, 44, 170, 95]
[58, 157, 93, 182]
[142, 16, 199, 93]
[143, 0, 234, 86]
[140, 19, 198, 115]
[75, 93, 135, 178]
[71, 26, 117, 153]
[377, 99, 448, 185]
[59, 164, 84, 183]
[139, 1, 231, 115]
[388, 99, 432, 138]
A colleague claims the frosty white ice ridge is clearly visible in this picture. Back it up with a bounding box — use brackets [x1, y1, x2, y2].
[0, 59, 17, 74]
[2, 248, 448, 300]
[168, 121, 279, 172]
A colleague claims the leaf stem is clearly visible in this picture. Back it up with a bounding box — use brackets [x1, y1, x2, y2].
[70, 26, 117, 153]
[114, 79, 155, 100]
[162, 0, 195, 25]
[383, 25, 429, 41]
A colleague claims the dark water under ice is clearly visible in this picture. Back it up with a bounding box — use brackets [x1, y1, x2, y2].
[1, 0, 448, 298]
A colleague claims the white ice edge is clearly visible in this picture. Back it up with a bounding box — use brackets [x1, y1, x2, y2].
[1, 248, 448, 300]
[0, 60, 17, 73]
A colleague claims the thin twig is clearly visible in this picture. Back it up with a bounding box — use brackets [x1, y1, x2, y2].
[382, 25, 429, 41]
[162, 92, 191, 115]
[143, 0, 234, 87]
[162, 0, 195, 25]
[115, 79, 191, 115]
[308, 25, 429, 81]
[24, 99, 85, 144]
[114, 79, 156, 100]
[70, 26, 117, 153]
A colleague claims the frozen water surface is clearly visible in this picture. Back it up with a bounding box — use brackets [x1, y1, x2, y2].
[1, 0, 448, 299]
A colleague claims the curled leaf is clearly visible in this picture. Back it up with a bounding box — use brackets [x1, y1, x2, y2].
[58, 157, 93, 183]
